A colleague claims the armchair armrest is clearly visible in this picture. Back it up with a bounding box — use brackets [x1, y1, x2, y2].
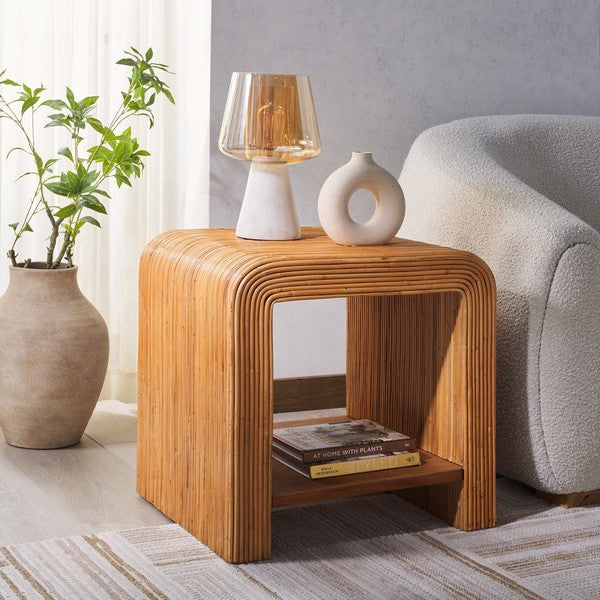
[399, 118, 600, 493]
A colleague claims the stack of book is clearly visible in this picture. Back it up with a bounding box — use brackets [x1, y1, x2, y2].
[272, 418, 420, 479]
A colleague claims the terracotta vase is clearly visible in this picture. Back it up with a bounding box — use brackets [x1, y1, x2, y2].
[0, 264, 109, 448]
[318, 151, 405, 245]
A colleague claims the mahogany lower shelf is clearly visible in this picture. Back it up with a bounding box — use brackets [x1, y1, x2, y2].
[272, 450, 463, 508]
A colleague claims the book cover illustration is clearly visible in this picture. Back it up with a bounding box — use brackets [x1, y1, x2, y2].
[274, 419, 411, 451]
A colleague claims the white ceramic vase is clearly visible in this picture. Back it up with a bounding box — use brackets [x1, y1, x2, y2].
[318, 152, 405, 245]
[0, 264, 109, 448]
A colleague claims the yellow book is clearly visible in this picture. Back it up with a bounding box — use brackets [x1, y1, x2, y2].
[273, 447, 421, 479]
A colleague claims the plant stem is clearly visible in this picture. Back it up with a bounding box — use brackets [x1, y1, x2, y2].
[8, 185, 41, 256]
[51, 230, 71, 268]
[1, 93, 58, 266]
[46, 216, 64, 267]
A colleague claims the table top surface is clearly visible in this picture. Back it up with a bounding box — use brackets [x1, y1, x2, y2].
[148, 227, 477, 265]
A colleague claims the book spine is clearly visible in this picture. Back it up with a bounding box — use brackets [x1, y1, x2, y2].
[302, 439, 416, 463]
[309, 451, 421, 479]
[272, 440, 304, 462]
[272, 448, 311, 477]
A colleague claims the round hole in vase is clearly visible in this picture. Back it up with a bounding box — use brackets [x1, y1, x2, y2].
[318, 152, 405, 246]
[348, 188, 377, 224]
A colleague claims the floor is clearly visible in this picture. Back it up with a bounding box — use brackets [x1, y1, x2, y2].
[0, 400, 345, 547]
[3, 403, 600, 600]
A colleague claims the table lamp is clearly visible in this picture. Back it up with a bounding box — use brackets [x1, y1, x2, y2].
[219, 73, 321, 240]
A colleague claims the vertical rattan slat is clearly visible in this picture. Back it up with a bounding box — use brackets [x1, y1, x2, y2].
[137, 228, 496, 563]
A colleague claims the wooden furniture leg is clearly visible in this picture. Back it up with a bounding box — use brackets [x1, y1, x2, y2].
[537, 489, 600, 508]
[347, 292, 496, 530]
[137, 237, 273, 563]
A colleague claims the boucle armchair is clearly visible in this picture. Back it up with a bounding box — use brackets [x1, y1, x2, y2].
[399, 115, 600, 503]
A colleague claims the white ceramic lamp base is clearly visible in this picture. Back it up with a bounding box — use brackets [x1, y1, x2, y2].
[236, 162, 301, 241]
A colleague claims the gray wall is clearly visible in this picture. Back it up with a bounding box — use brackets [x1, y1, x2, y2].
[210, 0, 600, 378]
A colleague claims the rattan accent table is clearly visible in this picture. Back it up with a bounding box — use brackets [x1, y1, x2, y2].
[137, 228, 496, 563]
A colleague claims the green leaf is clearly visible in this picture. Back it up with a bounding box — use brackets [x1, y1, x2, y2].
[57, 147, 74, 162]
[79, 95, 99, 109]
[145, 48, 153, 61]
[44, 159, 58, 171]
[44, 120, 68, 129]
[66, 171, 79, 192]
[33, 86, 45, 96]
[41, 98, 68, 110]
[79, 196, 107, 214]
[45, 181, 72, 197]
[130, 67, 141, 86]
[66, 86, 75, 108]
[22, 223, 33, 232]
[114, 171, 132, 188]
[116, 58, 136, 67]
[87, 145, 112, 162]
[114, 143, 126, 162]
[86, 117, 105, 134]
[162, 88, 175, 104]
[6, 146, 29, 159]
[79, 170, 99, 191]
[14, 171, 36, 182]
[8, 222, 19, 231]
[21, 96, 39, 115]
[54, 204, 78, 219]
[79, 215, 101, 228]
[0, 78, 19, 86]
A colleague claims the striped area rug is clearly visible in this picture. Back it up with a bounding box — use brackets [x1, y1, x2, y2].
[0, 478, 599, 599]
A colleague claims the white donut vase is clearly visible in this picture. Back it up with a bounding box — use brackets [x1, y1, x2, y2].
[318, 152, 405, 246]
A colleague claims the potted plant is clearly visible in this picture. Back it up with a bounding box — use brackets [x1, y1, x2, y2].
[0, 47, 174, 449]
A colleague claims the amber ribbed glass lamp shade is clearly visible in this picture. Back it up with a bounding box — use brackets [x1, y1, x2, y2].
[219, 73, 320, 241]
[219, 73, 320, 163]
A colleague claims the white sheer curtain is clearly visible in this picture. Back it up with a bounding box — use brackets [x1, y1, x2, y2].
[0, 0, 211, 402]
